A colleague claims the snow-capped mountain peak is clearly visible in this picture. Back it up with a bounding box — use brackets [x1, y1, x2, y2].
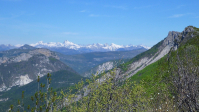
[5, 40, 150, 53]
[63, 40, 81, 49]
[138, 45, 151, 49]
[29, 40, 150, 51]
[110, 43, 123, 48]
[100, 43, 124, 51]
[38, 41, 44, 44]
[15, 44, 24, 47]
[63, 40, 75, 45]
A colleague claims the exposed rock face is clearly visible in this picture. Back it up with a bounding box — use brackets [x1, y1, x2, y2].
[0, 47, 71, 92]
[12, 74, 33, 87]
[84, 61, 114, 77]
[7, 53, 32, 64]
[96, 62, 114, 75]
[183, 26, 195, 34]
[0, 57, 9, 64]
[162, 31, 181, 47]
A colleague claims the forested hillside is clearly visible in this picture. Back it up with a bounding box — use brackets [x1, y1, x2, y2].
[0, 70, 86, 111]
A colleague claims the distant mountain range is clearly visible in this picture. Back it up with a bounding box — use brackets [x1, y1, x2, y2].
[30, 40, 150, 50]
[0, 40, 150, 55]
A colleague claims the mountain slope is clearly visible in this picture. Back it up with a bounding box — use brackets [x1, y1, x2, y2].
[116, 26, 195, 79]
[129, 26, 199, 83]
[58, 26, 199, 112]
[83, 58, 129, 77]
[125, 26, 199, 111]
[0, 45, 77, 91]
[0, 70, 86, 111]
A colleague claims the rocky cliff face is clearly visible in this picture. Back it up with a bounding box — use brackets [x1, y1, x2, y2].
[163, 31, 181, 46]
[83, 61, 114, 77]
[0, 46, 73, 92]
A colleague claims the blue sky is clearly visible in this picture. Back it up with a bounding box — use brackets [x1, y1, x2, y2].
[0, 0, 198, 47]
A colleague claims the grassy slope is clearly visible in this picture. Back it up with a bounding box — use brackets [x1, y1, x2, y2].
[127, 26, 199, 98]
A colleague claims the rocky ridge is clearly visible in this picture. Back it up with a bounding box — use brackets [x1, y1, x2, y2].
[0, 48, 59, 65]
